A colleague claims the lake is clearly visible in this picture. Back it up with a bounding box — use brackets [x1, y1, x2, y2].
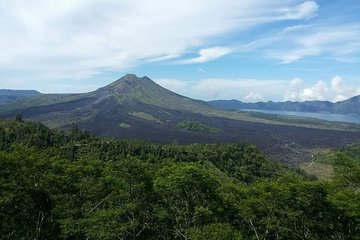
[241, 109, 360, 124]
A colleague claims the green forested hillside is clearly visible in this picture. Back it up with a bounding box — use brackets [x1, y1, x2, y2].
[0, 120, 359, 239]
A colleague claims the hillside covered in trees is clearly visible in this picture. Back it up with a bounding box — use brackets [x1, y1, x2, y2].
[0, 120, 359, 239]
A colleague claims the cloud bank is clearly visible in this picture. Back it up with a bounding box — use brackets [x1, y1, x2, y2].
[156, 76, 360, 102]
[0, 0, 318, 80]
[285, 76, 360, 102]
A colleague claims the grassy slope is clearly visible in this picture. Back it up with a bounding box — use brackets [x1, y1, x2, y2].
[299, 143, 360, 179]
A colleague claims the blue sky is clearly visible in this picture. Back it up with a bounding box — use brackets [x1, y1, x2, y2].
[0, 0, 359, 102]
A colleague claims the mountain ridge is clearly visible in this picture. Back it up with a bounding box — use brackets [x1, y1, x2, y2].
[209, 96, 360, 115]
[89, 74, 212, 112]
[0, 89, 41, 106]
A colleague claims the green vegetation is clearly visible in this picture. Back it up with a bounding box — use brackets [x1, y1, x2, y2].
[128, 111, 162, 123]
[14, 113, 23, 122]
[301, 145, 360, 180]
[299, 161, 334, 180]
[339, 143, 360, 163]
[119, 122, 131, 128]
[177, 119, 220, 133]
[0, 120, 359, 239]
[309, 144, 360, 166]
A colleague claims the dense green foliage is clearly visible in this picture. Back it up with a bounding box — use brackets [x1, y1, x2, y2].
[128, 111, 162, 123]
[177, 119, 220, 133]
[339, 143, 360, 163]
[0, 120, 359, 239]
[314, 143, 360, 165]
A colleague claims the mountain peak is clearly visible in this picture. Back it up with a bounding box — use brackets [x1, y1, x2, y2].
[120, 73, 150, 81]
[89, 74, 209, 112]
[93, 74, 155, 97]
[123, 73, 139, 78]
[108, 74, 151, 87]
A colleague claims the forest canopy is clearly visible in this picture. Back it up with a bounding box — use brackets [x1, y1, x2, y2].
[0, 120, 359, 239]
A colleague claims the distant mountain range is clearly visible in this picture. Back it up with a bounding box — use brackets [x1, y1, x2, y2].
[0, 89, 41, 106]
[0, 74, 359, 163]
[209, 96, 360, 115]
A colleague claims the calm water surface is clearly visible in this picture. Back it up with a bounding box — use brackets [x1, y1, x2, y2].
[241, 109, 360, 124]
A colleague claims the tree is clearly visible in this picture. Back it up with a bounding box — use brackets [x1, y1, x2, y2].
[14, 113, 23, 122]
[187, 223, 242, 240]
[154, 163, 221, 239]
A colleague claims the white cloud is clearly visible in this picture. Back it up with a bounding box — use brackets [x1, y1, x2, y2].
[331, 75, 342, 89]
[155, 78, 289, 101]
[330, 75, 360, 101]
[282, 1, 319, 20]
[0, 0, 319, 82]
[279, 29, 359, 63]
[155, 76, 360, 102]
[284, 78, 305, 100]
[284, 76, 360, 102]
[302, 81, 328, 100]
[192, 79, 290, 100]
[241, 24, 360, 63]
[177, 47, 232, 64]
[245, 92, 264, 102]
[154, 79, 188, 93]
